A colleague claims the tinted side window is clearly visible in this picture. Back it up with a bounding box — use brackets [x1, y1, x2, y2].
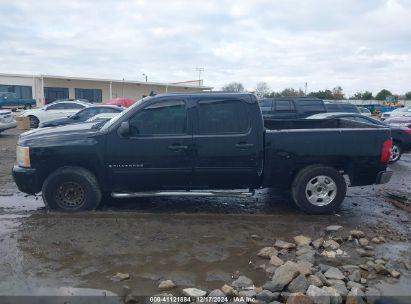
[340, 104, 359, 113]
[64, 103, 85, 109]
[46, 103, 66, 110]
[198, 99, 249, 134]
[129, 100, 186, 136]
[325, 104, 340, 112]
[275, 100, 295, 111]
[298, 100, 325, 113]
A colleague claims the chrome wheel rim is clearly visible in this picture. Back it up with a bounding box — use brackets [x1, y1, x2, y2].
[305, 175, 337, 206]
[390, 145, 400, 162]
[55, 182, 86, 209]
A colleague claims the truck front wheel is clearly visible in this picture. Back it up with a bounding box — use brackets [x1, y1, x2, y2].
[42, 166, 102, 212]
[291, 165, 346, 214]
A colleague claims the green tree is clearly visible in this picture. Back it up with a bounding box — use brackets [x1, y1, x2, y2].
[332, 86, 345, 100]
[279, 88, 305, 97]
[308, 89, 334, 99]
[351, 91, 373, 100]
[405, 91, 411, 100]
[375, 89, 392, 101]
[221, 82, 244, 93]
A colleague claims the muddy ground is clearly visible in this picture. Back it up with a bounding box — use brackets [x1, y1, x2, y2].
[0, 128, 411, 302]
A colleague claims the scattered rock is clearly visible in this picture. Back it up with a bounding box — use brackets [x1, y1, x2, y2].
[312, 238, 324, 249]
[389, 270, 401, 278]
[314, 271, 329, 285]
[348, 270, 361, 283]
[374, 264, 389, 275]
[341, 265, 360, 272]
[208, 289, 225, 297]
[346, 287, 365, 304]
[322, 286, 343, 304]
[306, 285, 330, 304]
[319, 264, 331, 273]
[347, 281, 365, 291]
[298, 252, 315, 264]
[329, 282, 349, 297]
[374, 259, 385, 265]
[158, 280, 176, 290]
[350, 230, 365, 239]
[355, 248, 374, 257]
[182, 288, 207, 297]
[324, 267, 345, 280]
[111, 272, 130, 282]
[323, 240, 340, 250]
[360, 278, 367, 285]
[251, 234, 263, 240]
[295, 260, 314, 276]
[307, 275, 323, 287]
[271, 261, 300, 291]
[287, 275, 309, 293]
[125, 294, 138, 304]
[325, 225, 343, 232]
[270, 255, 285, 266]
[275, 240, 296, 249]
[294, 235, 312, 247]
[358, 238, 369, 247]
[221, 284, 236, 296]
[265, 265, 277, 275]
[258, 247, 279, 259]
[232, 275, 254, 289]
[238, 290, 256, 298]
[256, 290, 277, 302]
[296, 246, 315, 256]
[371, 237, 380, 244]
[286, 292, 314, 304]
[365, 288, 381, 304]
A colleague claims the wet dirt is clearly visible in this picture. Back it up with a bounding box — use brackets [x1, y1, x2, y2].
[1, 128, 411, 299]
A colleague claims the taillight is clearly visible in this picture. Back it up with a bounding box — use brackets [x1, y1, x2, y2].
[403, 128, 411, 135]
[381, 138, 392, 163]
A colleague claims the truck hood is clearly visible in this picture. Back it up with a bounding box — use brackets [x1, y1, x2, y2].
[18, 122, 102, 147]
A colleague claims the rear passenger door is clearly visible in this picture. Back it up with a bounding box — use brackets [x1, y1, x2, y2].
[272, 99, 298, 119]
[192, 97, 260, 189]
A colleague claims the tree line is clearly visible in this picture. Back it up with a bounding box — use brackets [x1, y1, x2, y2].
[221, 82, 411, 101]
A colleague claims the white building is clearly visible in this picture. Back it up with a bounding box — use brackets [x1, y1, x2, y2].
[0, 73, 213, 107]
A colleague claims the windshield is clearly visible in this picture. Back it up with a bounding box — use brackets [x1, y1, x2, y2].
[100, 96, 152, 131]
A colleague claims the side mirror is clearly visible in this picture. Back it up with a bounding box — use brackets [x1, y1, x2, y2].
[118, 121, 130, 137]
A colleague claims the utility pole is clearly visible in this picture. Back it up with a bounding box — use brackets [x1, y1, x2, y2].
[142, 73, 148, 82]
[304, 82, 308, 96]
[195, 68, 204, 86]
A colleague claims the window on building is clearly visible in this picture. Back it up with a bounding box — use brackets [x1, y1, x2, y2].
[44, 87, 69, 104]
[0, 84, 32, 99]
[198, 99, 249, 134]
[129, 100, 187, 136]
[75, 88, 102, 103]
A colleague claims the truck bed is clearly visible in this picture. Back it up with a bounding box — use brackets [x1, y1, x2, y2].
[263, 118, 391, 188]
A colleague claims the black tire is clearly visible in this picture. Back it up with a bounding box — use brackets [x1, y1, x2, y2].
[28, 115, 39, 128]
[389, 142, 402, 164]
[291, 165, 346, 214]
[24, 104, 32, 110]
[42, 166, 102, 212]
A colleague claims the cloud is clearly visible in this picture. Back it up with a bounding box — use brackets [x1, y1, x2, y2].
[0, 0, 410, 96]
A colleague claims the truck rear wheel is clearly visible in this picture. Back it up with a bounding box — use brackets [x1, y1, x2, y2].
[42, 166, 102, 212]
[291, 165, 346, 214]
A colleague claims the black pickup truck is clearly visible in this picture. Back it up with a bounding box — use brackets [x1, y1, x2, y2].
[13, 93, 393, 214]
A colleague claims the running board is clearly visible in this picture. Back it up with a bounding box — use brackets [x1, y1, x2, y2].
[111, 190, 255, 199]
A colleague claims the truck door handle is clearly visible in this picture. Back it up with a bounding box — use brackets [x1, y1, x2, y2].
[235, 143, 254, 149]
[168, 144, 188, 151]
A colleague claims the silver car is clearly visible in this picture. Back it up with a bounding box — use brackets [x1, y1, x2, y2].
[0, 110, 17, 133]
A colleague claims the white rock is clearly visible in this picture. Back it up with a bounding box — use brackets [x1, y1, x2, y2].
[294, 235, 312, 246]
[182, 288, 207, 297]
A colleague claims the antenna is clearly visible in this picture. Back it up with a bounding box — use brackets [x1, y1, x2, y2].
[195, 67, 204, 86]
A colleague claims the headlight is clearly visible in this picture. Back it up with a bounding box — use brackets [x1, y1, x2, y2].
[16, 146, 31, 168]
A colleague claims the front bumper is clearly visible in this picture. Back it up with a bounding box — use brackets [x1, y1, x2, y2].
[12, 165, 39, 194]
[0, 120, 17, 132]
[375, 169, 393, 184]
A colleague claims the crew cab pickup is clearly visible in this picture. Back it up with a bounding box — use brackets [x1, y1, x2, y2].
[13, 93, 393, 214]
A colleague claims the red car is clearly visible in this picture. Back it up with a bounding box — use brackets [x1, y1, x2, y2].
[103, 98, 135, 108]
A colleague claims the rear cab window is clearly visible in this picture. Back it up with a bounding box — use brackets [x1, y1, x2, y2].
[297, 99, 326, 114]
[197, 98, 250, 134]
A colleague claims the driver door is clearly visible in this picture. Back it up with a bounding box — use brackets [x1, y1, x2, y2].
[105, 98, 194, 191]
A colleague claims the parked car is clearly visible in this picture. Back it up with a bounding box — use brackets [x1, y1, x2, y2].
[0, 109, 16, 133]
[0, 92, 36, 110]
[104, 98, 135, 108]
[51, 98, 91, 104]
[307, 112, 411, 163]
[39, 105, 123, 128]
[384, 112, 411, 128]
[259, 97, 326, 119]
[324, 102, 360, 114]
[20, 101, 90, 128]
[380, 106, 411, 120]
[86, 112, 120, 123]
[358, 106, 372, 117]
[13, 93, 392, 214]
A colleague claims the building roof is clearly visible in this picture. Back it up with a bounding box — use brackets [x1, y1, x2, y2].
[0, 72, 213, 90]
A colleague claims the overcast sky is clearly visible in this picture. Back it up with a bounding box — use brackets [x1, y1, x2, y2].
[1, 0, 410, 96]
